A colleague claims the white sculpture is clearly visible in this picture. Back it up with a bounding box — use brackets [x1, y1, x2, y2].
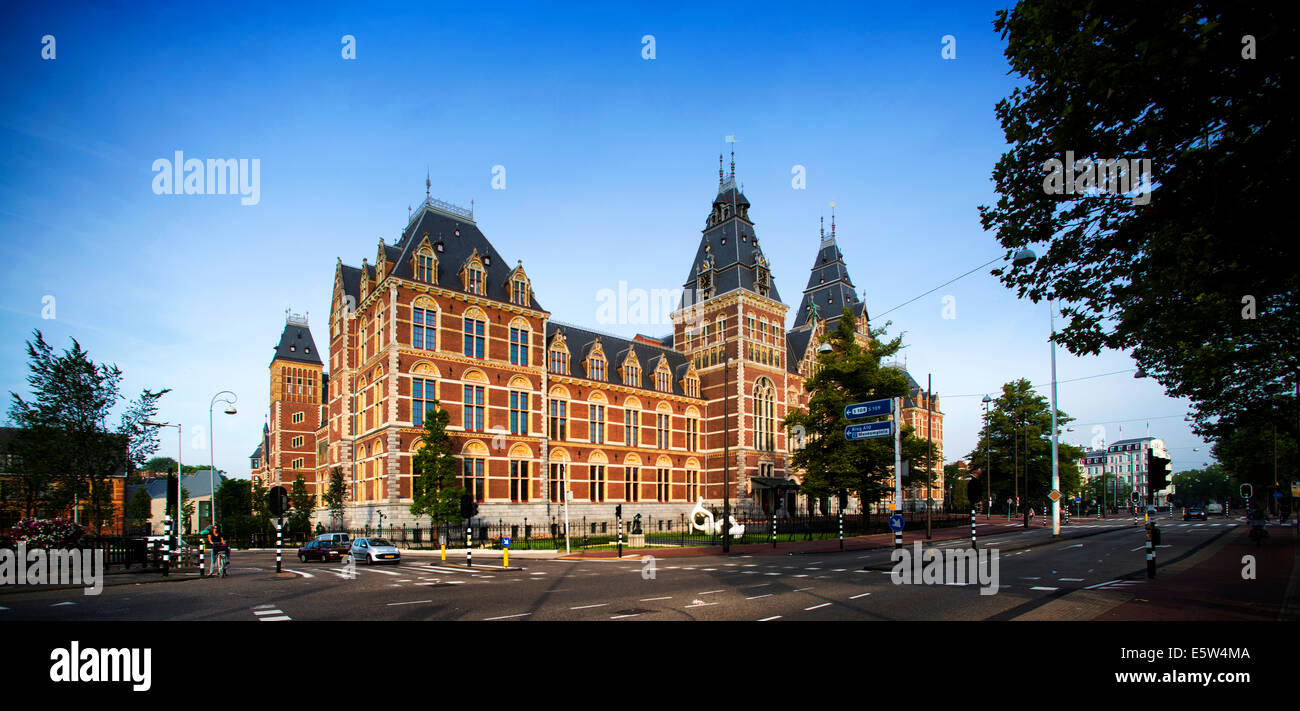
[690, 497, 746, 537]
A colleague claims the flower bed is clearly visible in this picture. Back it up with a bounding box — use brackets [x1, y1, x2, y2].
[10, 518, 86, 548]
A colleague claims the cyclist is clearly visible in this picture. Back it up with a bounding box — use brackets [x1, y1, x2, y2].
[206, 523, 229, 576]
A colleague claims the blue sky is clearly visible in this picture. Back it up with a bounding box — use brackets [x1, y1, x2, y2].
[0, 1, 1211, 478]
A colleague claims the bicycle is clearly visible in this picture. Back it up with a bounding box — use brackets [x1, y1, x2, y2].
[211, 544, 230, 578]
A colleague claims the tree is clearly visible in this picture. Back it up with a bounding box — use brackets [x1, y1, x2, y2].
[144, 457, 177, 474]
[963, 378, 1085, 516]
[979, 2, 1298, 443]
[1082, 475, 1132, 512]
[288, 477, 316, 534]
[127, 487, 152, 531]
[410, 402, 465, 530]
[1211, 411, 1296, 510]
[944, 462, 971, 510]
[6, 331, 169, 534]
[1170, 464, 1233, 507]
[322, 467, 346, 529]
[783, 313, 936, 510]
[180, 486, 194, 535]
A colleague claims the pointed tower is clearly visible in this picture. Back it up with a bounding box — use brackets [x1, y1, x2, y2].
[791, 206, 868, 335]
[266, 310, 325, 495]
[670, 153, 793, 515]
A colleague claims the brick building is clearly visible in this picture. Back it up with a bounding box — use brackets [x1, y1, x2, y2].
[253, 160, 944, 527]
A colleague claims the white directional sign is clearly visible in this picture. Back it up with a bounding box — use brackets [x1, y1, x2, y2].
[845, 421, 893, 441]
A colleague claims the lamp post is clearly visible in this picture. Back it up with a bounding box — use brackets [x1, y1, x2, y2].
[142, 420, 182, 546]
[982, 394, 992, 519]
[1011, 247, 1062, 536]
[208, 391, 237, 529]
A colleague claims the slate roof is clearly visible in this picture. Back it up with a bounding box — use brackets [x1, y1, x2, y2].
[678, 175, 781, 309]
[793, 231, 868, 330]
[130, 471, 220, 500]
[785, 329, 813, 375]
[339, 199, 545, 313]
[546, 322, 697, 398]
[271, 321, 323, 367]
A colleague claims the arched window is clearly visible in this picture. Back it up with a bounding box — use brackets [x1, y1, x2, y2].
[412, 297, 438, 351]
[755, 377, 776, 451]
[509, 444, 531, 502]
[463, 307, 486, 359]
[509, 317, 530, 366]
[549, 449, 569, 503]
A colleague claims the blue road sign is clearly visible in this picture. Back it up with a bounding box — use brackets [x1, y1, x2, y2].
[845, 421, 893, 441]
[888, 513, 905, 532]
[844, 398, 893, 420]
[1075, 496, 1081, 502]
[502, 536, 512, 547]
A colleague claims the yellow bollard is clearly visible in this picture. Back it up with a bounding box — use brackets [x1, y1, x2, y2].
[503, 548, 509, 567]
[440, 544, 446, 562]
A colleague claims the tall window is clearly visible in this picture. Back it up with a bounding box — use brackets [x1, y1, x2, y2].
[686, 377, 699, 398]
[549, 348, 568, 375]
[510, 460, 529, 502]
[590, 357, 605, 381]
[549, 462, 566, 503]
[627, 467, 640, 502]
[548, 399, 567, 441]
[413, 307, 435, 350]
[463, 458, 485, 502]
[625, 410, 639, 447]
[624, 364, 640, 387]
[462, 385, 484, 432]
[509, 327, 529, 365]
[412, 379, 435, 427]
[417, 253, 434, 283]
[463, 316, 485, 358]
[590, 404, 605, 444]
[466, 265, 485, 295]
[656, 413, 669, 449]
[686, 416, 698, 452]
[656, 467, 669, 502]
[589, 465, 605, 502]
[656, 370, 670, 392]
[509, 391, 528, 435]
[511, 277, 528, 305]
[686, 470, 698, 501]
[755, 380, 776, 451]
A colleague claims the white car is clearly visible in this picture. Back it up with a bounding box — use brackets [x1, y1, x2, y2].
[350, 537, 401, 565]
[1206, 502, 1224, 514]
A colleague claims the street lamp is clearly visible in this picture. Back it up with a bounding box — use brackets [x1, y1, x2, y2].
[142, 419, 182, 545]
[1010, 247, 1062, 536]
[982, 394, 992, 519]
[208, 391, 237, 529]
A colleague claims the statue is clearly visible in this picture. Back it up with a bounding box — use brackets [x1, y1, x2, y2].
[690, 497, 746, 537]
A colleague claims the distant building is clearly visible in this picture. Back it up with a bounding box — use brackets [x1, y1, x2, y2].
[1078, 437, 1171, 506]
[125, 471, 220, 535]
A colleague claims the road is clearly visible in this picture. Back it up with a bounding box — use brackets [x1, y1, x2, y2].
[1, 515, 1290, 622]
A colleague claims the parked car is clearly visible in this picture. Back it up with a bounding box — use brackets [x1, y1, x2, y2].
[297, 539, 346, 563]
[1205, 502, 1224, 515]
[1183, 506, 1208, 521]
[315, 532, 351, 547]
[350, 537, 401, 565]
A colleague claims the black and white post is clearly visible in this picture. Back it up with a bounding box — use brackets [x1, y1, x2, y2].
[838, 510, 844, 551]
[466, 521, 473, 568]
[162, 515, 171, 577]
[771, 514, 776, 548]
[970, 509, 977, 549]
[275, 518, 282, 573]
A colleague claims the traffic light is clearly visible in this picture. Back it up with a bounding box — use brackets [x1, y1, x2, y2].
[460, 493, 478, 520]
[615, 505, 623, 519]
[1146, 450, 1171, 493]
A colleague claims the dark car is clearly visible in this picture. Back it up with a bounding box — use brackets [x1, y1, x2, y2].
[297, 539, 347, 563]
[1182, 506, 1208, 521]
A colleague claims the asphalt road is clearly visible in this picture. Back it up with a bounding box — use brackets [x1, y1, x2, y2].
[0, 515, 1273, 621]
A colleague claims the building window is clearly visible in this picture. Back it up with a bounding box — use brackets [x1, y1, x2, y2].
[463, 316, 485, 359]
[686, 416, 698, 452]
[417, 253, 434, 283]
[624, 364, 640, 387]
[510, 460, 529, 502]
[291, 435, 304, 448]
[509, 327, 529, 365]
[413, 307, 436, 350]
[590, 357, 605, 381]
[291, 457, 304, 469]
[549, 348, 568, 375]
[755, 379, 776, 451]
[549, 462, 566, 503]
[656, 413, 669, 449]
[291, 412, 304, 424]
[413, 379, 436, 426]
[511, 278, 528, 305]
[509, 391, 528, 435]
[656, 370, 670, 392]
[627, 467, 640, 502]
[466, 265, 485, 295]
[656, 467, 669, 502]
[548, 399, 568, 441]
[589, 465, 605, 502]
[590, 404, 605, 444]
[463, 458, 485, 502]
[685, 377, 699, 398]
[463, 385, 484, 432]
[686, 470, 698, 501]
[760, 462, 774, 478]
[625, 410, 639, 447]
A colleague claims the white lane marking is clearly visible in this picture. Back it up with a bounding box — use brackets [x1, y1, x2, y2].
[746, 594, 773, 600]
[1030, 587, 1059, 591]
[0, 606, 7, 611]
[484, 612, 531, 620]
[1059, 578, 1085, 582]
[790, 574, 809, 578]
[570, 603, 608, 610]
[805, 568, 822, 571]
[804, 603, 831, 611]
[1129, 546, 1146, 552]
[698, 590, 724, 595]
[758, 615, 782, 622]
[50, 602, 76, 607]
[387, 600, 431, 606]
[832, 568, 847, 572]
[742, 571, 758, 574]
[850, 592, 872, 599]
[415, 582, 439, 586]
[794, 587, 814, 592]
[743, 564, 758, 567]
[252, 609, 284, 616]
[765, 572, 781, 576]
[610, 613, 640, 619]
[426, 566, 466, 574]
[258, 615, 292, 622]
[685, 600, 718, 608]
[1020, 576, 1041, 580]
[281, 568, 315, 578]
[252, 603, 276, 609]
[1064, 544, 1084, 549]
[701, 568, 718, 572]
[640, 596, 672, 602]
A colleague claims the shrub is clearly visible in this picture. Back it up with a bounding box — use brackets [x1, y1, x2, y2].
[11, 518, 86, 548]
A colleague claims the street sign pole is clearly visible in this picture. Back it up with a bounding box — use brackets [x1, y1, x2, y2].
[894, 397, 902, 511]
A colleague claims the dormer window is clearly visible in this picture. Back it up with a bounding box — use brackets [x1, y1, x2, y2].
[417, 251, 435, 283]
[622, 361, 640, 387]
[435, 241, 445, 253]
[467, 266, 485, 295]
[589, 356, 606, 381]
[549, 347, 568, 375]
[655, 369, 671, 393]
[685, 375, 699, 398]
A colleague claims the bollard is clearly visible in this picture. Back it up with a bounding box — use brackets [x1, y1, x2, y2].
[1145, 521, 1156, 578]
[970, 509, 977, 549]
[839, 510, 844, 551]
[618, 517, 623, 559]
[199, 538, 206, 576]
[771, 515, 776, 549]
[466, 524, 473, 568]
[275, 519, 282, 573]
[162, 518, 171, 577]
[894, 528, 902, 550]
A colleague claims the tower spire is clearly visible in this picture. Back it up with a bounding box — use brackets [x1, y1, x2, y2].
[729, 148, 735, 179]
[718, 154, 724, 186]
[830, 201, 837, 240]
[425, 167, 431, 200]
[820, 215, 825, 241]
